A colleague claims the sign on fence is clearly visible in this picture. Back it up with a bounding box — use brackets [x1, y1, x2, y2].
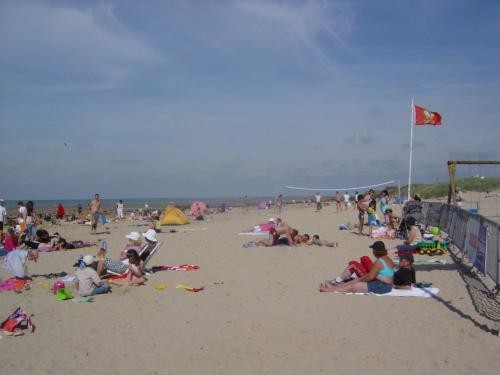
[463, 216, 487, 274]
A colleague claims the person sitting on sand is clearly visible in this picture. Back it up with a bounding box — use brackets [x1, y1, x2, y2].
[394, 216, 422, 255]
[307, 234, 339, 247]
[3, 228, 19, 251]
[393, 254, 416, 289]
[119, 232, 143, 260]
[110, 249, 146, 286]
[324, 256, 374, 284]
[275, 218, 294, 246]
[3, 249, 39, 279]
[75, 255, 111, 296]
[319, 241, 394, 294]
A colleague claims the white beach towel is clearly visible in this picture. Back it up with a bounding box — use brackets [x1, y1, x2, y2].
[334, 287, 439, 298]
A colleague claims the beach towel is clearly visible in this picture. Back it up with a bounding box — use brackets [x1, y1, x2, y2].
[0, 278, 28, 292]
[333, 287, 439, 298]
[147, 265, 200, 273]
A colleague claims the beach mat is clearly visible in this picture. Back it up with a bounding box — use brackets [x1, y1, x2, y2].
[334, 287, 439, 298]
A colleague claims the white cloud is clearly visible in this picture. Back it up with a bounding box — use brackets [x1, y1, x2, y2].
[0, 1, 161, 91]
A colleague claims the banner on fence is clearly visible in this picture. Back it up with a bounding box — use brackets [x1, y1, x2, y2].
[464, 217, 487, 274]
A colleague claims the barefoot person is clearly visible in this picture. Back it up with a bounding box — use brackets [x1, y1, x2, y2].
[356, 193, 367, 236]
[319, 241, 394, 294]
[88, 193, 101, 235]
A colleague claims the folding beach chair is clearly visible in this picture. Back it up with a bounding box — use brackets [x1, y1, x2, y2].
[104, 242, 162, 278]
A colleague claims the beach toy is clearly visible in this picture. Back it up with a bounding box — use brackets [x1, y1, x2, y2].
[155, 284, 167, 290]
[431, 227, 440, 236]
[176, 284, 204, 293]
[56, 288, 73, 301]
[40, 282, 51, 290]
[52, 281, 65, 295]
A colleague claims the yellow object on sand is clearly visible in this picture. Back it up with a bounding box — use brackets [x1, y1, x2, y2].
[155, 284, 167, 290]
[160, 205, 190, 225]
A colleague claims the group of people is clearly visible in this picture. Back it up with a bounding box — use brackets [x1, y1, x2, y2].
[246, 218, 340, 248]
[319, 240, 416, 294]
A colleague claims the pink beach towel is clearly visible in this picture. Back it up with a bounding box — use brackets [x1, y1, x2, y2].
[0, 278, 27, 292]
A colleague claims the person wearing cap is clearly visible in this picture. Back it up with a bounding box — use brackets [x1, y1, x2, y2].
[75, 255, 111, 296]
[0, 198, 6, 242]
[119, 232, 142, 260]
[319, 241, 394, 294]
[394, 254, 416, 289]
[3, 249, 39, 279]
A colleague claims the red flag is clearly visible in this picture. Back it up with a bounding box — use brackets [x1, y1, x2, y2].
[414, 105, 442, 126]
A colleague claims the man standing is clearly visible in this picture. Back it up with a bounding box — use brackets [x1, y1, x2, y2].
[335, 191, 343, 213]
[0, 198, 6, 242]
[315, 192, 322, 211]
[343, 191, 350, 210]
[88, 194, 101, 234]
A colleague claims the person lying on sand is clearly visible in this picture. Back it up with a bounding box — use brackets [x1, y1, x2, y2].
[291, 229, 310, 244]
[319, 241, 394, 295]
[306, 235, 339, 247]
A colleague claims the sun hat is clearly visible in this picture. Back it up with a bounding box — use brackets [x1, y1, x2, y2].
[142, 229, 158, 242]
[268, 218, 276, 223]
[83, 255, 95, 266]
[125, 231, 141, 241]
[369, 241, 386, 251]
[0, 198, 4, 203]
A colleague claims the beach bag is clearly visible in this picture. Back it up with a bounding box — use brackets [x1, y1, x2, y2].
[1, 307, 35, 333]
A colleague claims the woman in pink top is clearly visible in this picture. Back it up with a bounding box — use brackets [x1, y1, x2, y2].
[4, 228, 18, 251]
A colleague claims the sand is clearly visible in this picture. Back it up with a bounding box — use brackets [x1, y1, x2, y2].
[1, 203, 499, 375]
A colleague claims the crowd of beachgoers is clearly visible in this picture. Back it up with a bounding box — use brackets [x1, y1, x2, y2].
[0, 189, 440, 299]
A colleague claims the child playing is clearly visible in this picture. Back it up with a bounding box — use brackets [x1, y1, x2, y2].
[75, 255, 111, 296]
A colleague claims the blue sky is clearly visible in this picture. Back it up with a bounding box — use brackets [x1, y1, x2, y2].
[1, 0, 499, 199]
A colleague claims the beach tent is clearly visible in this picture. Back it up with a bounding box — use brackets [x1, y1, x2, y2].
[160, 205, 190, 225]
[190, 201, 207, 217]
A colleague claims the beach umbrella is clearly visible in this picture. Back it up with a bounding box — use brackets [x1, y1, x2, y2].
[190, 201, 207, 217]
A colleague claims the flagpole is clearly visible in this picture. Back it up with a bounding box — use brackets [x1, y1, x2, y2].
[407, 98, 414, 201]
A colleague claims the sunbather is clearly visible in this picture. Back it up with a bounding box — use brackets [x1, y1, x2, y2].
[110, 249, 146, 286]
[393, 216, 422, 255]
[319, 241, 394, 294]
[307, 234, 339, 247]
[119, 232, 142, 260]
[393, 254, 416, 289]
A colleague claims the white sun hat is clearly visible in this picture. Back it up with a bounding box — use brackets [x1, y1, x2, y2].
[142, 229, 158, 242]
[125, 231, 141, 241]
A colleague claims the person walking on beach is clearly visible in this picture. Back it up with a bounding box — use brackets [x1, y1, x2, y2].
[357, 193, 367, 236]
[276, 194, 284, 216]
[315, 192, 322, 211]
[343, 191, 350, 210]
[0, 198, 6, 243]
[88, 194, 101, 235]
[116, 199, 124, 220]
[335, 191, 342, 213]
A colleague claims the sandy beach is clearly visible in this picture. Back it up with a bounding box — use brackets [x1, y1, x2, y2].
[1, 203, 499, 375]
